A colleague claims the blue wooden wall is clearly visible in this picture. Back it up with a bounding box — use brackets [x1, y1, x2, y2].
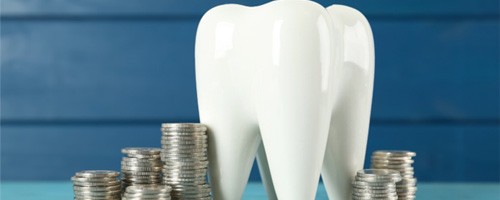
[1, 0, 499, 182]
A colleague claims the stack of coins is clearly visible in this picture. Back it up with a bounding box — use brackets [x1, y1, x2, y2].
[123, 185, 172, 200]
[72, 170, 121, 200]
[371, 150, 417, 200]
[161, 123, 211, 200]
[121, 147, 163, 190]
[352, 169, 401, 200]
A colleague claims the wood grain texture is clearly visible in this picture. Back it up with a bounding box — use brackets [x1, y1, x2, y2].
[1, 0, 498, 182]
[1, 20, 498, 121]
[1, 124, 498, 181]
[1, 0, 498, 17]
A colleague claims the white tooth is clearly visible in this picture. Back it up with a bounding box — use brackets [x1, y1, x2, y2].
[322, 5, 375, 200]
[195, 5, 262, 200]
[196, 1, 373, 199]
[256, 142, 278, 200]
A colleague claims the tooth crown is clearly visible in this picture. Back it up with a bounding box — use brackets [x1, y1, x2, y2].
[195, 1, 374, 200]
[196, 0, 339, 119]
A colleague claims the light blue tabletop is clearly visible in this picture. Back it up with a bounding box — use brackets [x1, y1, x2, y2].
[1, 182, 499, 200]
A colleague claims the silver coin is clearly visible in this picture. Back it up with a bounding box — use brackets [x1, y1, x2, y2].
[161, 139, 207, 144]
[161, 134, 207, 139]
[353, 189, 396, 195]
[373, 150, 416, 157]
[161, 131, 207, 135]
[161, 156, 208, 161]
[370, 150, 417, 200]
[163, 166, 208, 171]
[73, 180, 121, 187]
[122, 171, 161, 176]
[75, 170, 120, 178]
[74, 190, 121, 196]
[126, 185, 172, 193]
[124, 198, 170, 200]
[163, 175, 206, 181]
[122, 174, 161, 178]
[121, 159, 162, 164]
[71, 176, 117, 183]
[125, 154, 162, 159]
[161, 136, 207, 141]
[122, 165, 162, 171]
[121, 162, 162, 168]
[352, 186, 396, 192]
[122, 179, 162, 184]
[162, 144, 207, 148]
[124, 196, 171, 199]
[161, 123, 207, 131]
[122, 176, 162, 180]
[162, 135, 207, 140]
[169, 184, 210, 189]
[121, 159, 161, 165]
[171, 194, 211, 199]
[162, 156, 208, 161]
[124, 197, 171, 200]
[162, 147, 208, 152]
[164, 179, 207, 185]
[177, 197, 211, 200]
[353, 191, 396, 197]
[355, 169, 401, 183]
[122, 147, 162, 155]
[73, 184, 121, 191]
[161, 150, 208, 154]
[371, 159, 415, 164]
[171, 189, 211, 194]
[353, 192, 397, 198]
[371, 162, 413, 167]
[161, 151, 207, 156]
[122, 157, 161, 161]
[165, 171, 207, 176]
[398, 177, 417, 183]
[161, 144, 208, 149]
[163, 173, 207, 178]
[74, 194, 121, 199]
[74, 196, 121, 200]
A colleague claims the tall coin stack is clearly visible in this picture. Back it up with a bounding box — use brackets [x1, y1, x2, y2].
[123, 185, 172, 200]
[371, 150, 417, 200]
[352, 169, 401, 200]
[72, 170, 121, 200]
[161, 123, 212, 200]
[121, 147, 163, 190]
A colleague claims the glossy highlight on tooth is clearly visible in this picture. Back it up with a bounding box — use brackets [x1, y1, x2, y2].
[195, 0, 374, 199]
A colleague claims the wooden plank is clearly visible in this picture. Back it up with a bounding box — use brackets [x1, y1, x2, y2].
[366, 124, 500, 182]
[371, 20, 499, 121]
[1, 20, 498, 121]
[1, 20, 199, 120]
[0, 124, 161, 180]
[1, 0, 498, 17]
[1, 124, 498, 181]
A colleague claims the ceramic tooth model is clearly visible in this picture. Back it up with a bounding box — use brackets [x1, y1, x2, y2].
[195, 0, 374, 199]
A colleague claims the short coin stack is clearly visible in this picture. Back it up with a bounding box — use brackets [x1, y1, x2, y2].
[371, 150, 417, 200]
[121, 147, 163, 190]
[123, 185, 172, 200]
[72, 170, 121, 200]
[161, 123, 211, 200]
[352, 169, 401, 200]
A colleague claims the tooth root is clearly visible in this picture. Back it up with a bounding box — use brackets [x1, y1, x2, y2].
[256, 50, 333, 199]
[258, 103, 331, 200]
[322, 5, 375, 200]
[256, 142, 278, 200]
[201, 119, 260, 200]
